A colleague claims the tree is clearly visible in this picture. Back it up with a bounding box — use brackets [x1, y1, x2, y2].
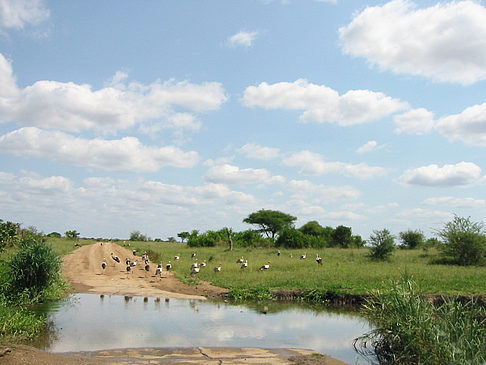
[331, 225, 353, 248]
[276, 227, 307, 248]
[243, 209, 297, 241]
[368, 229, 395, 260]
[177, 231, 190, 242]
[299, 221, 325, 236]
[129, 230, 147, 241]
[399, 229, 425, 249]
[65, 230, 80, 240]
[437, 215, 486, 266]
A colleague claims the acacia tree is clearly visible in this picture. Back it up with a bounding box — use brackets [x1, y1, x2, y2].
[243, 209, 297, 241]
[177, 231, 190, 243]
[65, 230, 80, 240]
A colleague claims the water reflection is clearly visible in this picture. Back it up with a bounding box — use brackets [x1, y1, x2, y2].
[36, 293, 371, 364]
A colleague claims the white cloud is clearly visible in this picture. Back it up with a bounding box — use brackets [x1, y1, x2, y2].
[436, 102, 486, 146]
[0, 53, 228, 134]
[229, 31, 258, 47]
[287, 179, 361, 202]
[356, 140, 377, 154]
[339, 0, 486, 85]
[0, 127, 199, 171]
[398, 162, 482, 187]
[238, 143, 280, 160]
[205, 164, 285, 185]
[394, 108, 435, 135]
[422, 196, 486, 209]
[282, 150, 388, 179]
[242, 79, 407, 125]
[0, 0, 49, 30]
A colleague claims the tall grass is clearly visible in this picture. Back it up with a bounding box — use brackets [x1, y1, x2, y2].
[354, 279, 486, 364]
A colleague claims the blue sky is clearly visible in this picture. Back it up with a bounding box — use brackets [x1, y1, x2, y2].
[1, 0, 485, 240]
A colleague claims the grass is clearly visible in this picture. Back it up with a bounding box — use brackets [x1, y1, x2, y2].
[110, 241, 486, 296]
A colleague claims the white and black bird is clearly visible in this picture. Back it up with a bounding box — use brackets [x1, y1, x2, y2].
[191, 266, 200, 275]
[126, 265, 132, 274]
[191, 252, 197, 258]
[166, 261, 172, 271]
[277, 250, 281, 256]
[200, 260, 207, 268]
[236, 257, 244, 263]
[130, 260, 137, 268]
[145, 263, 150, 272]
[125, 258, 131, 266]
[191, 259, 199, 269]
[101, 258, 107, 272]
[316, 254, 323, 265]
[132, 249, 137, 256]
[174, 254, 180, 261]
[111, 252, 120, 263]
[241, 260, 248, 269]
[259, 261, 270, 271]
[214, 264, 222, 272]
[300, 252, 307, 260]
[155, 264, 162, 277]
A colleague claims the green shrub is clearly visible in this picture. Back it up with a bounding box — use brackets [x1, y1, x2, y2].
[7, 237, 62, 301]
[399, 229, 424, 249]
[437, 216, 486, 266]
[276, 228, 307, 248]
[354, 279, 486, 364]
[368, 229, 395, 261]
[0, 219, 20, 251]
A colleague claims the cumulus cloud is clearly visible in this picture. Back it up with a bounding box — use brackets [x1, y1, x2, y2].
[282, 150, 388, 179]
[0, 127, 199, 171]
[287, 179, 361, 202]
[339, 0, 486, 85]
[205, 164, 285, 185]
[0, 53, 228, 134]
[0, 0, 49, 30]
[398, 162, 482, 187]
[422, 196, 486, 209]
[394, 108, 435, 135]
[242, 79, 407, 125]
[356, 140, 377, 154]
[229, 31, 258, 47]
[436, 102, 486, 146]
[238, 143, 280, 160]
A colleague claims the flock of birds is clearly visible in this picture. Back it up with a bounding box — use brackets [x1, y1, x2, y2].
[100, 244, 324, 279]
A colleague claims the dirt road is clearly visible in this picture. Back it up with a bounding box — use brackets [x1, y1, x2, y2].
[62, 241, 228, 300]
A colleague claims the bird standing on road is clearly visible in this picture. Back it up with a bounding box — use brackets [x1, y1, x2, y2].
[166, 261, 172, 271]
[101, 259, 107, 272]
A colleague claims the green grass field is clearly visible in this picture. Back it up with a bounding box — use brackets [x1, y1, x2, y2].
[50, 238, 486, 296]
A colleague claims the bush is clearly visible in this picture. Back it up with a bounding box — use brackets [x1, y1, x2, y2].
[7, 237, 62, 300]
[276, 228, 308, 248]
[232, 229, 270, 247]
[368, 229, 395, 260]
[354, 279, 486, 364]
[187, 229, 227, 247]
[0, 219, 20, 251]
[330, 225, 352, 248]
[399, 229, 425, 249]
[437, 216, 486, 266]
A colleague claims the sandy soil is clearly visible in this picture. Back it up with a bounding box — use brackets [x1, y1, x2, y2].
[62, 241, 229, 300]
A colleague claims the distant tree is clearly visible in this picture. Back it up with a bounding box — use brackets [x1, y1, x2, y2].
[0, 219, 20, 250]
[399, 229, 425, 249]
[299, 221, 325, 236]
[276, 227, 308, 249]
[331, 225, 353, 248]
[46, 232, 62, 238]
[437, 216, 486, 266]
[177, 231, 190, 242]
[351, 235, 365, 248]
[129, 231, 147, 242]
[368, 229, 396, 260]
[243, 209, 297, 241]
[65, 230, 80, 240]
[166, 237, 176, 243]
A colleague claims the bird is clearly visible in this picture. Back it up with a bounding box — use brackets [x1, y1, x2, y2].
[145, 263, 150, 272]
[132, 249, 137, 256]
[101, 259, 107, 272]
[155, 264, 162, 277]
[192, 252, 197, 258]
[259, 261, 270, 271]
[300, 252, 307, 260]
[316, 254, 323, 265]
[130, 260, 137, 268]
[191, 266, 200, 275]
[214, 264, 222, 272]
[236, 257, 244, 263]
[241, 260, 248, 269]
[200, 260, 207, 268]
[289, 253, 293, 258]
[125, 258, 131, 266]
[191, 259, 199, 269]
[174, 254, 180, 260]
[111, 252, 120, 263]
[126, 265, 132, 274]
[166, 261, 172, 271]
[277, 250, 281, 256]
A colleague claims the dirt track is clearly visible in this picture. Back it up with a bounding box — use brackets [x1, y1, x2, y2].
[62, 241, 228, 300]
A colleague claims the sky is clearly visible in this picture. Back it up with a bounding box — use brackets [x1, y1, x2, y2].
[0, 0, 485, 240]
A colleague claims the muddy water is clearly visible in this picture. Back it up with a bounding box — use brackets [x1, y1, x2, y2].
[35, 293, 371, 364]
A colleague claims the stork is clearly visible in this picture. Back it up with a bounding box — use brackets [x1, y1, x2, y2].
[241, 260, 248, 269]
[259, 261, 270, 271]
[174, 254, 180, 260]
[300, 252, 307, 260]
[155, 264, 162, 278]
[132, 249, 137, 256]
[125, 258, 131, 266]
[166, 261, 172, 271]
[214, 264, 222, 272]
[192, 252, 197, 258]
[111, 252, 120, 263]
[191, 266, 200, 275]
[277, 250, 281, 256]
[200, 260, 207, 268]
[316, 254, 323, 265]
[101, 258, 107, 272]
[236, 256, 244, 263]
[191, 259, 199, 269]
